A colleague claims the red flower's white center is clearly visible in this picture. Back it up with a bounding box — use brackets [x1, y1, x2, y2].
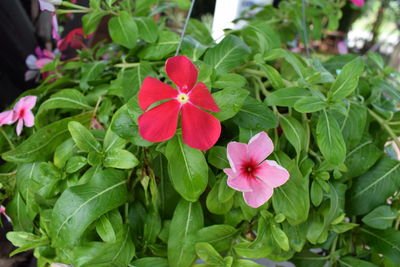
[177, 93, 189, 104]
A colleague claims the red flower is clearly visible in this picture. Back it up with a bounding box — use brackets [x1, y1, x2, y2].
[138, 56, 221, 151]
[57, 28, 87, 51]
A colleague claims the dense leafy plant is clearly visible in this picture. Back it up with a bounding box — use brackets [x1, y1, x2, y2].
[1, 0, 400, 266]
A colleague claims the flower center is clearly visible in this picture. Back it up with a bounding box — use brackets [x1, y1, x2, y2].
[241, 159, 258, 179]
[177, 93, 189, 104]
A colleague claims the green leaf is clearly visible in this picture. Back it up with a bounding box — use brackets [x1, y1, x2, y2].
[80, 61, 107, 90]
[213, 73, 247, 89]
[328, 57, 364, 100]
[6, 193, 34, 232]
[207, 146, 229, 169]
[360, 228, 400, 265]
[82, 10, 108, 35]
[343, 136, 382, 179]
[138, 30, 179, 60]
[103, 128, 126, 153]
[72, 227, 135, 267]
[50, 169, 127, 247]
[37, 89, 91, 124]
[362, 205, 396, 230]
[65, 156, 87, 173]
[54, 138, 77, 168]
[108, 11, 138, 48]
[181, 36, 207, 61]
[348, 156, 400, 215]
[15, 163, 39, 217]
[232, 259, 264, 267]
[339, 256, 378, 267]
[316, 110, 346, 165]
[195, 224, 237, 251]
[134, 17, 158, 43]
[195, 242, 224, 265]
[260, 64, 284, 90]
[271, 224, 290, 251]
[212, 87, 249, 121]
[143, 207, 162, 244]
[272, 153, 309, 225]
[6, 232, 48, 256]
[204, 35, 251, 74]
[168, 199, 204, 267]
[104, 149, 139, 169]
[233, 97, 278, 131]
[265, 87, 310, 107]
[2, 113, 91, 163]
[279, 115, 306, 155]
[337, 102, 367, 149]
[206, 179, 233, 215]
[165, 136, 208, 202]
[96, 214, 116, 243]
[217, 177, 235, 203]
[311, 180, 323, 207]
[68, 121, 102, 153]
[294, 96, 326, 113]
[131, 257, 169, 267]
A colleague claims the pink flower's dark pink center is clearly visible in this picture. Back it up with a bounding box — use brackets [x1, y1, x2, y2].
[18, 108, 25, 118]
[240, 158, 259, 179]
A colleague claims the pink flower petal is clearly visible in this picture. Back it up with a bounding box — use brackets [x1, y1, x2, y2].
[227, 176, 253, 192]
[38, 0, 55, 12]
[243, 179, 273, 208]
[52, 15, 60, 40]
[181, 103, 221, 151]
[0, 110, 15, 126]
[350, 0, 364, 7]
[226, 141, 248, 173]
[16, 119, 23, 136]
[223, 168, 237, 178]
[20, 96, 38, 111]
[189, 82, 220, 112]
[23, 111, 35, 127]
[165, 56, 198, 92]
[138, 100, 180, 142]
[35, 58, 52, 69]
[26, 55, 38, 70]
[138, 77, 178, 111]
[248, 132, 274, 164]
[256, 160, 289, 188]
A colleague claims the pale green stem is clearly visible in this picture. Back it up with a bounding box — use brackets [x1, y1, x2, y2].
[61, 1, 89, 10]
[368, 109, 400, 152]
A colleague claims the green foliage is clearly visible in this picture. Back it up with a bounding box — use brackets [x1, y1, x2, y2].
[1, 1, 400, 266]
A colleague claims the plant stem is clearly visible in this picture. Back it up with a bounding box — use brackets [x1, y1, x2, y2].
[114, 61, 163, 69]
[368, 109, 400, 152]
[175, 0, 196, 56]
[0, 127, 15, 150]
[61, 1, 89, 10]
[395, 211, 400, 230]
[56, 9, 91, 14]
[301, 0, 310, 56]
[241, 68, 265, 77]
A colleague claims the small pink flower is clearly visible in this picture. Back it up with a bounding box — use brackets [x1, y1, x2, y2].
[224, 132, 290, 208]
[0, 205, 11, 222]
[52, 14, 60, 40]
[25, 47, 56, 81]
[12, 96, 37, 136]
[350, 0, 364, 7]
[337, 41, 348, 55]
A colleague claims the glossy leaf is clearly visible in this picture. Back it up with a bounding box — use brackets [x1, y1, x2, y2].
[265, 87, 310, 107]
[212, 87, 249, 121]
[104, 149, 139, 169]
[68, 121, 102, 153]
[108, 11, 138, 48]
[362, 205, 396, 230]
[280, 115, 306, 155]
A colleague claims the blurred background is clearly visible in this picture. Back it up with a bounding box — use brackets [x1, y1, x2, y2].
[0, 0, 399, 266]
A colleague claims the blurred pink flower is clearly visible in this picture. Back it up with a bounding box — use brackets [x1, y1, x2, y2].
[52, 14, 60, 40]
[224, 132, 290, 208]
[0, 110, 14, 126]
[38, 0, 61, 12]
[25, 47, 56, 81]
[350, 0, 364, 7]
[12, 96, 38, 136]
[0, 205, 11, 222]
[337, 41, 348, 54]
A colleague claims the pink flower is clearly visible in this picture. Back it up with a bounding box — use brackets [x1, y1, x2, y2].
[337, 41, 348, 55]
[0, 205, 11, 222]
[350, 0, 364, 7]
[12, 96, 37, 136]
[138, 56, 221, 151]
[52, 14, 60, 40]
[38, 0, 61, 12]
[25, 47, 56, 81]
[224, 132, 290, 208]
[57, 28, 90, 51]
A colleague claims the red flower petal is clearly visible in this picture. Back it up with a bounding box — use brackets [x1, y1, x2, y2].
[138, 77, 178, 111]
[138, 100, 180, 142]
[181, 103, 221, 151]
[165, 56, 198, 92]
[189, 82, 220, 112]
